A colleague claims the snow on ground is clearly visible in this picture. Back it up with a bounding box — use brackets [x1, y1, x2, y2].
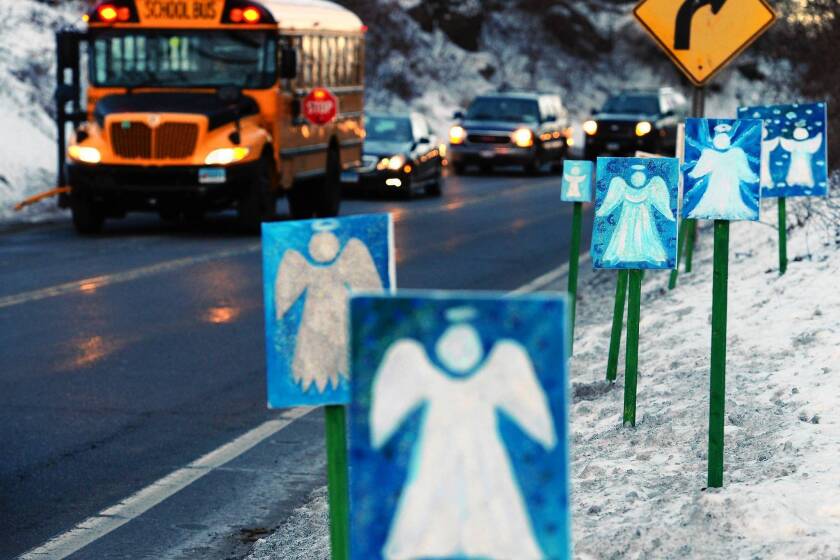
[0, 0, 81, 223]
[246, 193, 840, 559]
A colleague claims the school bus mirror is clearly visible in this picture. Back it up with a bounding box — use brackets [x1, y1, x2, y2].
[280, 46, 298, 80]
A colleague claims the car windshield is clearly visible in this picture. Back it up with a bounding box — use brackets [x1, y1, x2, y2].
[466, 97, 540, 123]
[602, 95, 660, 115]
[366, 116, 413, 142]
[90, 30, 276, 89]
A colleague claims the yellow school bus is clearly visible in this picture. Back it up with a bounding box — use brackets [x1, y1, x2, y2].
[58, 0, 365, 232]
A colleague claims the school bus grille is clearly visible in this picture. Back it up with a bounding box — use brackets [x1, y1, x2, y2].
[109, 122, 199, 160]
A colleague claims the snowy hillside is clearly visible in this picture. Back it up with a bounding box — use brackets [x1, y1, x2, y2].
[246, 190, 840, 559]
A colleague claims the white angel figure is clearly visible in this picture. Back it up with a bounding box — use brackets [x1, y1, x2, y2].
[760, 128, 780, 189]
[596, 164, 675, 266]
[371, 314, 556, 560]
[563, 164, 588, 198]
[275, 221, 382, 392]
[688, 124, 759, 220]
[780, 124, 823, 188]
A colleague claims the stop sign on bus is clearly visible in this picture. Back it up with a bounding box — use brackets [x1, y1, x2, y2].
[303, 87, 339, 126]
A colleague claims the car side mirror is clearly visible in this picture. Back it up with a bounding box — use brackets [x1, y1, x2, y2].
[542, 114, 556, 123]
[664, 109, 675, 117]
[280, 46, 298, 80]
[417, 136, 430, 144]
[453, 110, 465, 120]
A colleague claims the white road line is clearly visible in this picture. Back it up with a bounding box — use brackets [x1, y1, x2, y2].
[16, 261, 577, 560]
[0, 244, 260, 310]
[18, 407, 312, 560]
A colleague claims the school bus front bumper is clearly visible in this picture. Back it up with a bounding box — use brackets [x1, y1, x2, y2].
[67, 160, 263, 210]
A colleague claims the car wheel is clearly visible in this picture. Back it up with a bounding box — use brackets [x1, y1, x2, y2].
[71, 193, 105, 235]
[238, 155, 276, 232]
[425, 170, 443, 197]
[316, 144, 342, 217]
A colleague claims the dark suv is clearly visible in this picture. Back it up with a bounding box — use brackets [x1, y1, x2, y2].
[449, 93, 570, 174]
[583, 88, 688, 159]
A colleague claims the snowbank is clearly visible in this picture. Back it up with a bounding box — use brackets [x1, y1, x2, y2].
[246, 194, 840, 559]
[0, 0, 80, 222]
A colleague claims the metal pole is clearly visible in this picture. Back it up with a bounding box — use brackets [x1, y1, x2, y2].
[606, 270, 629, 382]
[325, 405, 349, 560]
[567, 201, 583, 354]
[707, 220, 729, 487]
[623, 270, 642, 427]
[676, 86, 705, 280]
[778, 197, 788, 275]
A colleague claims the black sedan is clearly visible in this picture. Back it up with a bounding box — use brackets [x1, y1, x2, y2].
[343, 113, 444, 199]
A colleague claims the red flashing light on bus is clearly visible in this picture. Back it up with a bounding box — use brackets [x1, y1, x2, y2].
[97, 4, 118, 22]
[229, 6, 262, 24]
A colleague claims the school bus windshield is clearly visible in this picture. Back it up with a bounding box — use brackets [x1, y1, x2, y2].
[90, 30, 277, 89]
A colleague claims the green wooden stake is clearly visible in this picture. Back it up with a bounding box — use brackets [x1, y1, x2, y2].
[669, 218, 687, 290]
[778, 197, 788, 275]
[708, 220, 729, 488]
[684, 219, 697, 273]
[325, 405, 350, 560]
[623, 269, 642, 427]
[606, 270, 629, 382]
[567, 201, 583, 354]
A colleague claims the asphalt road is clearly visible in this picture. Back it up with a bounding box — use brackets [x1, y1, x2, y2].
[0, 169, 593, 559]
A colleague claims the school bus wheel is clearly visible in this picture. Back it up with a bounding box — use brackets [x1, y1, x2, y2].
[70, 193, 105, 235]
[237, 154, 276, 232]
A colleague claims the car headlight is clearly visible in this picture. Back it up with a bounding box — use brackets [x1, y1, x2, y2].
[205, 147, 250, 165]
[68, 145, 101, 164]
[449, 125, 466, 145]
[377, 154, 407, 171]
[583, 120, 598, 136]
[635, 121, 653, 136]
[512, 128, 534, 148]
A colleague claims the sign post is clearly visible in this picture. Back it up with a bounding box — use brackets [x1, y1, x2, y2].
[708, 220, 729, 487]
[606, 271, 628, 382]
[623, 269, 643, 426]
[561, 159, 594, 355]
[778, 198, 788, 275]
[325, 406, 350, 560]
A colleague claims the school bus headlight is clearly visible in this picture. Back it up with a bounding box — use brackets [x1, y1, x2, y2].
[205, 147, 250, 165]
[583, 120, 598, 136]
[68, 145, 101, 164]
[512, 128, 534, 148]
[449, 126, 466, 145]
[635, 121, 653, 136]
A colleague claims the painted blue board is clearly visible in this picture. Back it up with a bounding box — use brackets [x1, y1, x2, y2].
[591, 157, 679, 270]
[737, 102, 829, 198]
[561, 159, 594, 202]
[263, 214, 395, 409]
[682, 118, 763, 221]
[349, 292, 571, 560]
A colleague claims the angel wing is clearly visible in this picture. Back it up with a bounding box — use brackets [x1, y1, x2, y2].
[647, 176, 675, 221]
[596, 176, 627, 217]
[802, 132, 824, 154]
[275, 249, 312, 319]
[370, 339, 438, 449]
[688, 148, 716, 179]
[481, 340, 556, 450]
[763, 136, 780, 153]
[733, 148, 760, 183]
[336, 238, 384, 293]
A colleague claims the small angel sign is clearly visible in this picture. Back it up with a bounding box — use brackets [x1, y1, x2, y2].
[737, 102, 828, 197]
[591, 157, 679, 270]
[561, 160, 594, 202]
[682, 118, 763, 221]
[349, 293, 571, 560]
[263, 214, 395, 408]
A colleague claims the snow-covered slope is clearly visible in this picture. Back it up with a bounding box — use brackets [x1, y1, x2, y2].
[0, 0, 81, 222]
[245, 191, 840, 559]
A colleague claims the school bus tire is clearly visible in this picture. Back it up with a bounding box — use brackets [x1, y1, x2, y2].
[237, 154, 276, 232]
[70, 193, 105, 235]
[317, 143, 342, 218]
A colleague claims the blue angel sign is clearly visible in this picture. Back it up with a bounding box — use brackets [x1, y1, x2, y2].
[262, 214, 395, 409]
[591, 157, 679, 270]
[737, 102, 829, 198]
[348, 292, 571, 560]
